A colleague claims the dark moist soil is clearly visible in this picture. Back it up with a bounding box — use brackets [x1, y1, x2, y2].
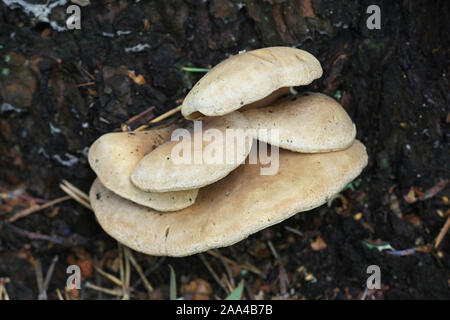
[0, 0, 449, 300]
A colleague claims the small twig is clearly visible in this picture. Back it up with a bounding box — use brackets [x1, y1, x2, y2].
[267, 240, 288, 297]
[9, 196, 70, 222]
[150, 105, 182, 123]
[125, 106, 156, 127]
[267, 240, 279, 260]
[0, 285, 9, 300]
[125, 248, 154, 295]
[131, 257, 166, 290]
[360, 287, 369, 300]
[39, 256, 59, 300]
[76, 81, 95, 87]
[60, 180, 90, 207]
[62, 180, 90, 202]
[59, 183, 92, 210]
[0, 278, 10, 300]
[85, 282, 123, 297]
[93, 257, 103, 299]
[284, 226, 304, 237]
[277, 261, 289, 297]
[0, 187, 48, 204]
[124, 247, 131, 300]
[134, 105, 182, 132]
[118, 244, 131, 300]
[206, 250, 262, 276]
[222, 276, 234, 293]
[35, 259, 46, 300]
[79, 65, 95, 81]
[198, 253, 230, 294]
[2, 222, 64, 244]
[133, 124, 149, 132]
[56, 288, 64, 300]
[434, 216, 450, 249]
[95, 266, 123, 287]
[119, 244, 125, 297]
[213, 249, 235, 289]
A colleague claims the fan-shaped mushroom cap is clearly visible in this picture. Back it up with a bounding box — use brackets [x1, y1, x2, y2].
[131, 112, 253, 192]
[90, 140, 368, 257]
[181, 47, 323, 119]
[88, 127, 199, 212]
[243, 92, 356, 153]
[239, 87, 290, 111]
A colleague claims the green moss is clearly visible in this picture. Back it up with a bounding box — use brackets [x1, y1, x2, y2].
[334, 90, 342, 100]
[381, 158, 389, 169]
[344, 178, 362, 192]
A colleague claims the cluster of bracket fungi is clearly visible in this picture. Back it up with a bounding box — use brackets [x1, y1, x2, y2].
[88, 47, 368, 257]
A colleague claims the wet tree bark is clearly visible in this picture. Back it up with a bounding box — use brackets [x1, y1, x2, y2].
[0, 0, 448, 299]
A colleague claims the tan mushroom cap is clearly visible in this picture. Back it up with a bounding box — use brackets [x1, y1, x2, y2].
[239, 87, 290, 111]
[90, 140, 368, 257]
[131, 112, 253, 192]
[181, 47, 323, 119]
[243, 92, 357, 153]
[88, 127, 199, 212]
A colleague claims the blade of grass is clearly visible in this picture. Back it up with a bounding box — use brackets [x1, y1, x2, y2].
[225, 280, 244, 300]
[363, 241, 395, 252]
[181, 66, 210, 73]
[169, 264, 176, 300]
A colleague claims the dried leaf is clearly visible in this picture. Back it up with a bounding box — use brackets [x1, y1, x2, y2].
[404, 187, 417, 204]
[47, 207, 60, 218]
[361, 221, 375, 233]
[418, 180, 448, 201]
[390, 194, 403, 217]
[311, 236, 327, 251]
[67, 247, 94, 279]
[404, 214, 422, 227]
[128, 71, 146, 85]
[354, 212, 363, 221]
[388, 185, 396, 194]
[181, 278, 212, 300]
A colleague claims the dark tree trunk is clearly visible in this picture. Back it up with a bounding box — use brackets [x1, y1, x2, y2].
[0, 0, 448, 299]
